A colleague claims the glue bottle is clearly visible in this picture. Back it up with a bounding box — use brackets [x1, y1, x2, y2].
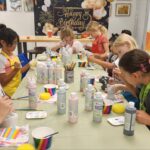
[93, 92, 103, 123]
[68, 92, 78, 123]
[85, 84, 94, 111]
[123, 102, 136, 136]
[57, 86, 66, 114]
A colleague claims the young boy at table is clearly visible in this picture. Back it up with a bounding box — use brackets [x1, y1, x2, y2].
[51, 27, 84, 54]
[119, 50, 150, 129]
[0, 24, 30, 97]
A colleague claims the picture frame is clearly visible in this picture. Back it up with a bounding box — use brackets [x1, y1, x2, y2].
[115, 3, 131, 16]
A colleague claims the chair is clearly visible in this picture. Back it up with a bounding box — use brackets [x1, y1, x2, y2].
[18, 53, 29, 78]
[27, 46, 46, 60]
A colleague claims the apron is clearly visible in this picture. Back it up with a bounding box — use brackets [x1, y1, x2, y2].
[1, 51, 21, 97]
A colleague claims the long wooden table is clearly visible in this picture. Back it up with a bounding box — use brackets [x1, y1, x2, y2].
[18, 36, 93, 57]
[3, 55, 150, 150]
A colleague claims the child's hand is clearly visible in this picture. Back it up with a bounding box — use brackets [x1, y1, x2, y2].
[14, 62, 21, 70]
[0, 96, 14, 123]
[88, 55, 95, 63]
[136, 110, 150, 125]
[59, 42, 66, 48]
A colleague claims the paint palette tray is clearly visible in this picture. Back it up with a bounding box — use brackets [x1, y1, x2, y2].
[0, 125, 29, 147]
[26, 111, 47, 119]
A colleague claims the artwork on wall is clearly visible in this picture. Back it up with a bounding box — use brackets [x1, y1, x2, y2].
[6, 0, 22, 11]
[0, 0, 7, 11]
[115, 3, 131, 16]
[34, 0, 110, 35]
[23, 0, 34, 12]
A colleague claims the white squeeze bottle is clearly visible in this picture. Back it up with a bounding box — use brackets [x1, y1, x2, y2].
[57, 86, 66, 115]
[123, 102, 136, 136]
[85, 84, 94, 111]
[93, 92, 103, 123]
[68, 92, 78, 123]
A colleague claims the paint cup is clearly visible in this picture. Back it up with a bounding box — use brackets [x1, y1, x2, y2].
[78, 62, 86, 67]
[103, 105, 112, 114]
[32, 127, 54, 150]
[44, 84, 57, 96]
[47, 30, 53, 37]
[77, 53, 82, 59]
[64, 70, 74, 83]
[0, 112, 18, 127]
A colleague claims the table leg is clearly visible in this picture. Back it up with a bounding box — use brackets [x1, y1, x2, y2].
[23, 42, 27, 57]
[17, 42, 22, 54]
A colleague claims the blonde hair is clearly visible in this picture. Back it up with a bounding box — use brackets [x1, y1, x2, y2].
[60, 27, 74, 40]
[112, 34, 138, 50]
[86, 21, 108, 37]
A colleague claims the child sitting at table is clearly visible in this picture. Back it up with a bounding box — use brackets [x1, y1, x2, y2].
[0, 24, 30, 97]
[51, 27, 84, 54]
[119, 49, 150, 129]
[85, 21, 109, 60]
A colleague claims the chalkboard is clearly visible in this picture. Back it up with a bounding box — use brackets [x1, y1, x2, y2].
[34, 0, 110, 35]
[54, 7, 92, 32]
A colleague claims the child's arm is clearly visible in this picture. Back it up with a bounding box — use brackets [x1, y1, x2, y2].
[51, 42, 66, 51]
[0, 62, 21, 86]
[136, 110, 150, 126]
[0, 96, 13, 124]
[100, 42, 109, 59]
[21, 63, 30, 73]
[88, 55, 115, 69]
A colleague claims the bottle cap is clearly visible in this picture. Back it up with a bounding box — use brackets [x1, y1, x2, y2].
[128, 102, 135, 108]
[95, 92, 102, 98]
[71, 92, 77, 98]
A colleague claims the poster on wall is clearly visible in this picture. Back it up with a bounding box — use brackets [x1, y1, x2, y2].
[23, 0, 34, 12]
[0, 0, 7, 11]
[34, 0, 110, 35]
[6, 0, 22, 11]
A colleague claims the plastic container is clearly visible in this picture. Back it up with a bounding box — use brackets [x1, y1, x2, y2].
[93, 92, 103, 123]
[68, 92, 78, 123]
[123, 102, 136, 136]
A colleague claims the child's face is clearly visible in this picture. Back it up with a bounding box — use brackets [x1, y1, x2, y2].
[89, 30, 100, 38]
[120, 67, 142, 86]
[113, 44, 130, 58]
[63, 36, 73, 46]
[1, 38, 18, 52]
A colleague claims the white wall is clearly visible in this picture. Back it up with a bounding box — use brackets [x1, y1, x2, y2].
[0, 0, 148, 50]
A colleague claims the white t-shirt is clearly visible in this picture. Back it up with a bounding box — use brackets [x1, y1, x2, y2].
[0, 84, 5, 97]
[114, 58, 119, 67]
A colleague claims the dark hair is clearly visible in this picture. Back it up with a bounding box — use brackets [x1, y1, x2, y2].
[119, 49, 150, 73]
[109, 33, 119, 43]
[0, 24, 19, 48]
[121, 30, 132, 36]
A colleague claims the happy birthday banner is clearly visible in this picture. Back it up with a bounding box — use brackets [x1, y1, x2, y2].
[34, 0, 110, 35]
[53, 7, 92, 32]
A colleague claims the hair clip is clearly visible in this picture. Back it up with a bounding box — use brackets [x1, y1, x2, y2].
[140, 64, 147, 73]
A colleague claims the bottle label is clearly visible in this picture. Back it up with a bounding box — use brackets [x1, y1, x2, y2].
[57, 92, 66, 112]
[85, 91, 94, 110]
[124, 112, 136, 131]
[93, 101, 103, 122]
[69, 100, 78, 119]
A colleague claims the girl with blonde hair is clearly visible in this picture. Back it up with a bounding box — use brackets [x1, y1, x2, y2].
[86, 21, 109, 59]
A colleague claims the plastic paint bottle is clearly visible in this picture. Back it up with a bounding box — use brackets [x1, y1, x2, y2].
[123, 102, 136, 136]
[28, 78, 37, 109]
[68, 92, 78, 123]
[93, 92, 103, 123]
[57, 87, 66, 114]
[85, 84, 94, 111]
